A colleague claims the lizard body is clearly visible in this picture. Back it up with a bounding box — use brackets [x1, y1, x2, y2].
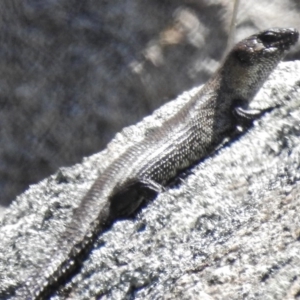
[16, 28, 298, 299]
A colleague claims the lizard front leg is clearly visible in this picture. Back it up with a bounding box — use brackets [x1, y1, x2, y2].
[234, 105, 276, 121]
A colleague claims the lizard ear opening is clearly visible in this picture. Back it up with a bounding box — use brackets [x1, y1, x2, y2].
[232, 49, 253, 65]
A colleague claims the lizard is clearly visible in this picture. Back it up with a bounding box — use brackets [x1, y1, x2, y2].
[14, 27, 298, 299]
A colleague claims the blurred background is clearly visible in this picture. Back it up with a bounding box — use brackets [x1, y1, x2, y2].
[0, 0, 299, 213]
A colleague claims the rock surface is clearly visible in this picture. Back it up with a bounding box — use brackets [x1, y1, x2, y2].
[0, 61, 300, 299]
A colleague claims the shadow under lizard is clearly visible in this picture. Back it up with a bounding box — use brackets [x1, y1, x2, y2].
[15, 27, 299, 299]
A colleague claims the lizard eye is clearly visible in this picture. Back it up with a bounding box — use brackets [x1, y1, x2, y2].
[259, 31, 279, 46]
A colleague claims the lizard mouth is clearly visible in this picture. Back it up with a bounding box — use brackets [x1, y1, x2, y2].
[258, 28, 299, 50]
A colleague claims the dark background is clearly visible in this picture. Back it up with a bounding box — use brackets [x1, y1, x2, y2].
[0, 0, 300, 210]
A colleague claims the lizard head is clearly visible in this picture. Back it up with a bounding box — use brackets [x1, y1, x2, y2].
[220, 28, 299, 101]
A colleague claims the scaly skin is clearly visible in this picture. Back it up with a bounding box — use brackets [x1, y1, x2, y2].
[14, 28, 298, 299]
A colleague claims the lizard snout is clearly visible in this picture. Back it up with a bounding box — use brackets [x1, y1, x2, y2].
[258, 28, 299, 50]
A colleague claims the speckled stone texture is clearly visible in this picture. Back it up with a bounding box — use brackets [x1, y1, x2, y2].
[0, 60, 300, 299]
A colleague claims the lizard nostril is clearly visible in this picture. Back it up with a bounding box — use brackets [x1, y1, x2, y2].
[291, 29, 300, 43]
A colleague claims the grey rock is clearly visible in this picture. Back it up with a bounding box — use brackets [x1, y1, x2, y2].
[0, 60, 300, 299]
